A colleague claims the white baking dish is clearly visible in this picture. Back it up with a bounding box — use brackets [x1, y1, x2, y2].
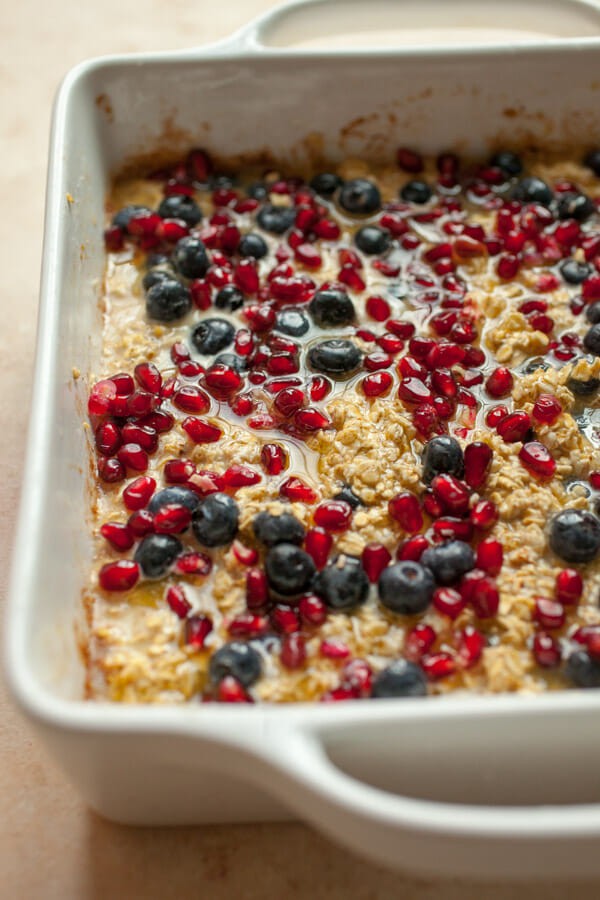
[8, 0, 600, 878]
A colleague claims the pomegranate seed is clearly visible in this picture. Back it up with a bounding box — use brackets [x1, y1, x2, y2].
[299, 593, 327, 625]
[175, 552, 212, 576]
[588, 633, 600, 662]
[397, 535, 429, 561]
[247, 412, 276, 429]
[485, 366, 513, 398]
[274, 387, 305, 417]
[556, 569, 583, 605]
[433, 586, 466, 619]
[281, 633, 307, 669]
[185, 614, 213, 648]
[342, 659, 373, 697]
[376, 333, 404, 354]
[266, 355, 300, 377]
[485, 405, 508, 429]
[519, 441, 556, 478]
[321, 688, 355, 702]
[245, 568, 269, 610]
[164, 459, 196, 483]
[583, 275, 600, 300]
[100, 521, 134, 552]
[122, 475, 156, 511]
[404, 623, 437, 662]
[228, 614, 269, 637]
[532, 394, 562, 425]
[117, 443, 148, 472]
[422, 652, 456, 680]
[222, 464, 261, 488]
[182, 416, 222, 444]
[534, 597, 565, 630]
[398, 377, 433, 404]
[397, 147, 423, 172]
[388, 492, 423, 533]
[188, 469, 224, 496]
[294, 408, 332, 432]
[305, 527, 333, 569]
[387, 320, 415, 340]
[456, 625, 486, 668]
[362, 372, 393, 397]
[134, 362, 162, 394]
[591, 472, 600, 490]
[572, 625, 600, 646]
[204, 365, 243, 396]
[470, 500, 498, 530]
[104, 225, 124, 251]
[366, 295, 391, 321]
[271, 605, 301, 634]
[280, 477, 318, 504]
[426, 341, 465, 368]
[173, 385, 210, 414]
[432, 517, 473, 541]
[178, 360, 204, 378]
[88, 379, 117, 416]
[463, 442, 493, 490]
[338, 264, 366, 291]
[361, 543, 391, 582]
[216, 676, 253, 703]
[99, 560, 140, 592]
[294, 243, 322, 269]
[232, 540, 258, 567]
[261, 442, 288, 475]
[320, 639, 350, 660]
[141, 410, 174, 433]
[170, 342, 190, 364]
[533, 632, 561, 667]
[243, 305, 276, 332]
[461, 571, 500, 618]
[431, 368, 457, 399]
[364, 352, 392, 372]
[431, 474, 470, 516]
[95, 421, 121, 456]
[121, 423, 158, 453]
[412, 403, 441, 439]
[313, 219, 341, 240]
[189, 279, 212, 310]
[166, 584, 191, 619]
[128, 509, 154, 537]
[314, 500, 353, 532]
[309, 375, 331, 402]
[497, 411, 531, 443]
[497, 253, 520, 280]
[154, 504, 191, 534]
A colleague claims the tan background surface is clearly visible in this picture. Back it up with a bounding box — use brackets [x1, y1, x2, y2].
[2, 2, 599, 897]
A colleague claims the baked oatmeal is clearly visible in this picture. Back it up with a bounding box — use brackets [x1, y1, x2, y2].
[85, 145, 600, 703]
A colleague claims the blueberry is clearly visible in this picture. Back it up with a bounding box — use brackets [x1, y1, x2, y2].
[308, 339, 362, 377]
[191, 318, 235, 355]
[421, 541, 475, 585]
[253, 512, 305, 547]
[309, 288, 355, 327]
[215, 284, 245, 311]
[586, 302, 600, 325]
[556, 192, 595, 223]
[560, 258, 592, 285]
[238, 232, 268, 259]
[148, 486, 200, 514]
[378, 561, 434, 615]
[145, 253, 171, 268]
[583, 324, 600, 356]
[146, 279, 192, 322]
[210, 174, 236, 190]
[422, 435, 464, 483]
[142, 267, 173, 292]
[246, 181, 268, 200]
[134, 533, 182, 578]
[157, 194, 202, 227]
[173, 235, 210, 279]
[565, 649, 600, 688]
[192, 492, 239, 547]
[213, 352, 248, 373]
[339, 179, 381, 215]
[371, 660, 427, 698]
[112, 204, 150, 229]
[400, 180, 433, 204]
[489, 151, 522, 177]
[276, 308, 310, 337]
[521, 357, 550, 376]
[209, 641, 262, 687]
[584, 149, 600, 177]
[332, 484, 363, 509]
[549, 508, 600, 563]
[256, 204, 295, 234]
[310, 172, 343, 196]
[355, 226, 391, 255]
[265, 543, 316, 596]
[567, 375, 600, 396]
[313, 555, 369, 610]
[512, 177, 553, 207]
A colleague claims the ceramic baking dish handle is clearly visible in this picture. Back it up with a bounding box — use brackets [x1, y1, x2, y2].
[211, 0, 600, 54]
[259, 720, 600, 873]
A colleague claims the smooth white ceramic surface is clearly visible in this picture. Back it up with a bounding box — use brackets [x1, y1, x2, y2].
[7, 0, 600, 879]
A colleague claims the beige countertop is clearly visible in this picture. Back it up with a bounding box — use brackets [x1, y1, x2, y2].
[2, 2, 599, 896]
